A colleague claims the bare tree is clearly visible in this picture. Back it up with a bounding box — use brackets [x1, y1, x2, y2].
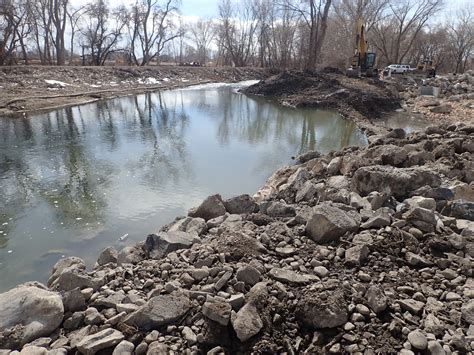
[281, 0, 332, 70]
[80, 0, 127, 65]
[67, 4, 86, 61]
[128, 0, 181, 66]
[446, 4, 473, 73]
[372, 0, 443, 64]
[49, 0, 68, 65]
[216, 0, 259, 67]
[0, 0, 32, 65]
[189, 19, 214, 64]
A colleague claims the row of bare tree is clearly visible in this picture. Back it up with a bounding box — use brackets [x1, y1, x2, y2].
[0, 0, 472, 73]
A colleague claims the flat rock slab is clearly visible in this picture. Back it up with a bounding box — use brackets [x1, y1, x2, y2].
[144, 231, 196, 259]
[76, 328, 124, 355]
[268, 268, 316, 284]
[0, 284, 64, 347]
[124, 292, 190, 330]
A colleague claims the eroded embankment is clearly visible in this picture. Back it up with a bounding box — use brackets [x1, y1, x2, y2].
[1, 123, 473, 354]
[242, 70, 401, 135]
[0, 66, 268, 116]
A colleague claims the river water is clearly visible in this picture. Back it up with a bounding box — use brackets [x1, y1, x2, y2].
[0, 81, 367, 291]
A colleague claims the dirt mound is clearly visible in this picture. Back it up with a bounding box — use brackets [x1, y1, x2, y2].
[242, 70, 400, 122]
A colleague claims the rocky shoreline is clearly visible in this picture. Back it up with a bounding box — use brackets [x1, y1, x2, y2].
[1, 121, 473, 354]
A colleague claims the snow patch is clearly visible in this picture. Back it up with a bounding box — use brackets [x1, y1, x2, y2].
[45, 79, 68, 88]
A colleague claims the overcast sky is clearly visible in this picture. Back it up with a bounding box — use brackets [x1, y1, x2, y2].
[71, 0, 469, 21]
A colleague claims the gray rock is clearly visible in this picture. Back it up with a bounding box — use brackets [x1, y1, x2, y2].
[296, 289, 348, 328]
[76, 329, 124, 355]
[62, 287, 86, 312]
[224, 194, 258, 214]
[404, 196, 437, 210]
[351, 165, 441, 199]
[117, 245, 144, 265]
[214, 271, 233, 291]
[407, 330, 428, 350]
[427, 340, 446, 355]
[112, 340, 134, 355]
[461, 300, 474, 324]
[306, 203, 361, 243]
[0, 284, 64, 348]
[295, 181, 318, 203]
[123, 292, 190, 330]
[19, 346, 47, 354]
[231, 303, 263, 342]
[313, 266, 329, 278]
[423, 314, 444, 336]
[406, 252, 433, 267]
[365, 285, 387, 313]
[447, 200, 474, 221]
[84, 307, 103, 325]
[182, 326, 197, 346]
[398, 299, 425, 314]
[268, 268, 314, 284]
[360, 212, 391, 229]
[327, 156, 342, 175]
[189, 194, 226, 221]
[236, 265, 261, 286]
[97, 246, 118, 266]
[430, 104, 452, 113]
[403, 207, 436, 232]
[168, 217, 207, 236]
[47, 257, 102, 292]
[144, 231, 196, 259]
[345, 244, 369, 266]
[146, 341, 167, 354]
[202, 302, 232, 326]
[264, 201, 296, 217]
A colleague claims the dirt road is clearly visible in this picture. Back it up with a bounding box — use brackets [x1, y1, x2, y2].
[0, 66, 268, 117]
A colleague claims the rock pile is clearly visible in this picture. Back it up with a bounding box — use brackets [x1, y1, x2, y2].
[0, 123, 473, 354]
[399, 70, 474, 123]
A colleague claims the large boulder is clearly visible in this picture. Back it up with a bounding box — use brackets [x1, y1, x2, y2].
[296, 289, 348, 329]
[0, 284, 64, 348]
[351, 165, 441, 199]
[123, 292, 190, 330]
[305, 203, 361, 243]
[224, 194, 258, 214]
[144, 231, 197, 259]
[189, 194, 226, 221]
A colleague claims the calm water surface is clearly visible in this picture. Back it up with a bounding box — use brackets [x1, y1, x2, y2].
[0, 82, 367, 291]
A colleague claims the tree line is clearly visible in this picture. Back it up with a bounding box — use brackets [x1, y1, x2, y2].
[0, 0, 472, 73]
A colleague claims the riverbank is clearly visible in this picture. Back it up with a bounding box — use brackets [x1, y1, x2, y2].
[1, 121, 473, 354]
[0, 66, 268, 117]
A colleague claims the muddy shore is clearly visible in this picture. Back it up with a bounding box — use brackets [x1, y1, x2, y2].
[0, 66, 268, 117]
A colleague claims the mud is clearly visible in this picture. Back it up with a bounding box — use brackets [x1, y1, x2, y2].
[0, 66, 268, 117]
[242, 70, 401, 135]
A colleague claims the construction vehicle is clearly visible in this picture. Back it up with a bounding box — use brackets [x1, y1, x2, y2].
[416, 58, 436, 78]
[346, 19, 377, 78]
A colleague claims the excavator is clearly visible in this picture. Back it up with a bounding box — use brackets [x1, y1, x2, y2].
[346, 19, 377, 78]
